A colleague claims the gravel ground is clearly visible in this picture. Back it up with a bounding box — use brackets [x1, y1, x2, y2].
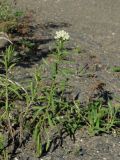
[5, 0, 120, 159]
[10, 0, 120, 101]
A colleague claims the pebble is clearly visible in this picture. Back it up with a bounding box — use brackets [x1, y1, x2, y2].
[0, 39, 9, 49]
[14, 158, 19, 160]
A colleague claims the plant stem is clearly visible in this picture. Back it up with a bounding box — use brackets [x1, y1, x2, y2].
[5, 54, 14, 139]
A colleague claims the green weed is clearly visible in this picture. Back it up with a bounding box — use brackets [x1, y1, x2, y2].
[0, 0, 23, 22]
[19, 39, 35, 49]
[111, 66, 120, 72]
[0, 29, 119, 159]
[0, 0, 23, 32]
[86, 101, 120, 135]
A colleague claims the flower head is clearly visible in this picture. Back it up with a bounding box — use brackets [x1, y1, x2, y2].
[54, 30, 70, 41]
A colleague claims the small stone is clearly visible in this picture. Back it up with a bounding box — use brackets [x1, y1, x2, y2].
[0, 32, 12, 48]
[14, 158, 19, 160]
[0, 39, 9, 49]
[79, 147, 85, 156]
[112, 32, 115, 36]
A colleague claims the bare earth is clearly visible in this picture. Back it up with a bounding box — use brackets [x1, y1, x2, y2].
[8, 0, 120, 160]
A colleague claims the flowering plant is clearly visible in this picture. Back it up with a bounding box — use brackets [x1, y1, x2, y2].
[54, 30, 70, 41]
[54, 30, 70, 58]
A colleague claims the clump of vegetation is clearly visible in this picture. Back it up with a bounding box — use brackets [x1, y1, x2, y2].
[0, 0, 14, 21]
[0, 3, 119, 158]
[86, 101, 120, 135]
[0, 29, 119, 159]
[111, 66, 120, 72]
[0, 0, 23, 32]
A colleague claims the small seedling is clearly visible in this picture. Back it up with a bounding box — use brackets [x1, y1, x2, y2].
[74, 45, 81, 54]
[19, 39, 35, 49]
[86, 101, 106, 135]
[14, 11, 24, 19]
[111, 66, 120, 72]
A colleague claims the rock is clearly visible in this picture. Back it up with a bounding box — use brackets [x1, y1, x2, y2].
[0, 32, 12, 49]
[0, 38, 9, 49]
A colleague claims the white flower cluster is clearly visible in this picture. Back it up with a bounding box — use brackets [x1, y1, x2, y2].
[54, 30, 70, 41]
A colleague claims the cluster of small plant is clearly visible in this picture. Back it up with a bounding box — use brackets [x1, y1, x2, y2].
[0, 0, 23, 33]
[0, 31, 119, 159]
[111, 66, 120, 72]
[0, 1, 120, 160]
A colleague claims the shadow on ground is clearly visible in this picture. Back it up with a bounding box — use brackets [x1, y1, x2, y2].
[11, 21, 71, 68]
